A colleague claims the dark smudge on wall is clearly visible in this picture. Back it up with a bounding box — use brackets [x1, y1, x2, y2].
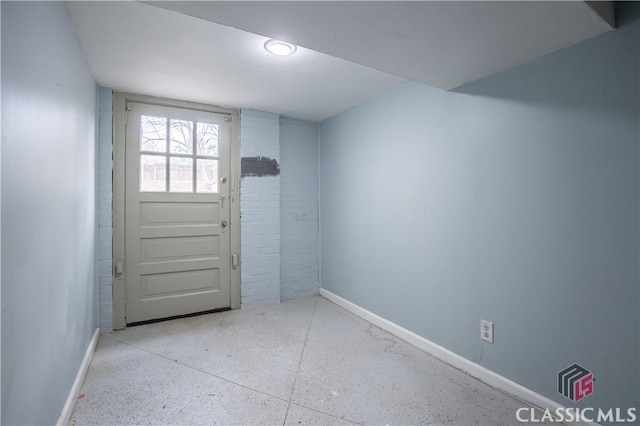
[241, 157, 280, 178]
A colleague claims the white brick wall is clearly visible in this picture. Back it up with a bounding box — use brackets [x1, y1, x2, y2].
[280, 118, 319, 300]
[97, 87, 113, 332]
[240, 110, 281, 306]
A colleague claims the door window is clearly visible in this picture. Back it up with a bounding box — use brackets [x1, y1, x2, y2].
[139, 115, 219, 193]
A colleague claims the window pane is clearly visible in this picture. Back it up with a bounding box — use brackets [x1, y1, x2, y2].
[141, 116, 166, 153]
[196, 159, 218, 193]
[170, 157, 193, 192]
[170, 120, 193, 154]
[140, 155, 166, 191]
[197, 122, 218, 156]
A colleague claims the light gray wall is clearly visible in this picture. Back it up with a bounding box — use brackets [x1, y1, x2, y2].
[319, 3, 639, 415]
[1, 2, 98, 424]
[280, 118, 320, 300]
[240, 109, 281, 305]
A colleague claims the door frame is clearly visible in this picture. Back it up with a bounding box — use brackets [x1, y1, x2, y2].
[112, 92, 241, 329]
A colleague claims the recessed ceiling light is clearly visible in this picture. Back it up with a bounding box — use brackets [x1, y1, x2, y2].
[264, 39, 297, 56]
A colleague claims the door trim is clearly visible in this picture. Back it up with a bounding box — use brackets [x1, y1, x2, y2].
[113, 93, 241, 329]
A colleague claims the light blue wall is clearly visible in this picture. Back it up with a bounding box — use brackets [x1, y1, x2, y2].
[1, 2, 99, 424]
[240, 110, 281, 306]
[240, 111, 321, 305]
[320, 3, 639, 415]
[97, 88, 114, 333]
[280, 118, 319, 300]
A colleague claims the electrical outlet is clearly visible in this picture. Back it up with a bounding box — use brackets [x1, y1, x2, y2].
[481, 320, 494, 343]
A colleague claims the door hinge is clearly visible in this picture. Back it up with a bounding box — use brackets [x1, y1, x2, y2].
[114, 260, 124, 278]
[124, 103, 132, 126]
[232, 254, 239, 269]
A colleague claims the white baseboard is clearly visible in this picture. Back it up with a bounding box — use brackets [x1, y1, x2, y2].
[318, 289, 594, 426]
[57, 327, 100, 426]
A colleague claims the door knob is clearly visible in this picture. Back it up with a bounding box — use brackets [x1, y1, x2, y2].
[221, 220, 227, 232]
[220, 176, 227, 183]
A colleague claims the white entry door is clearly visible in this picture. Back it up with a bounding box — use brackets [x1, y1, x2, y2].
[123, 101, 232, 324]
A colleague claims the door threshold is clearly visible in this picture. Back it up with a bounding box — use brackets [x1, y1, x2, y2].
[127, 307, 231, 327]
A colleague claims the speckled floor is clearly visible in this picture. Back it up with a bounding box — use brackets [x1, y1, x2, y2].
[71, 296, 539, 425]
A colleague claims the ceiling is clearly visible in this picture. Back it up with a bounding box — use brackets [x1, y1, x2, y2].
[66, 1, 401, 122]
[67, 1, 614, 122]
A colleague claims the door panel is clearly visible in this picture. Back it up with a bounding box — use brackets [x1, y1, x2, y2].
[140, 236, 219, 262]
[140, 201, 219, 225]
[124, 102, 231, 324]
[142, 270, 219, 298]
